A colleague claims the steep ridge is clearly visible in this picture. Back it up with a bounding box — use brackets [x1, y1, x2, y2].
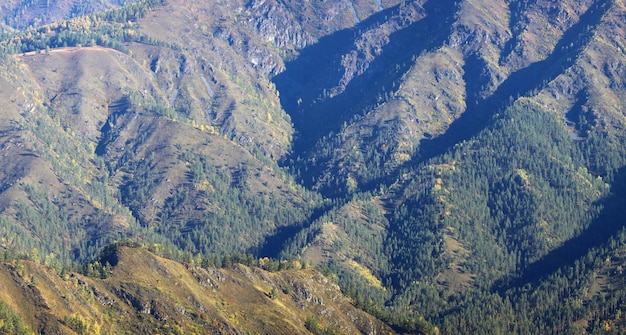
[2, 46, 321, 262]
[275, 0, 460, 194]
[276, 0, 626, 332]
[418, 0, 613, 162]
[0, 246, 395, 334]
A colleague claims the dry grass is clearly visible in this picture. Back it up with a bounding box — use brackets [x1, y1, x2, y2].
[0, 247, 395, 334]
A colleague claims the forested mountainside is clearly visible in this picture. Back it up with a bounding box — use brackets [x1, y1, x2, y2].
[0, 0, 138, 31]
[0, 0, 626, 334]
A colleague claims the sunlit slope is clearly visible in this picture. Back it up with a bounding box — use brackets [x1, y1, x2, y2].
[0, 246, 394, 334]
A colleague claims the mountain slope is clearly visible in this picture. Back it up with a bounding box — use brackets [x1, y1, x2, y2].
[275, 0, 626, 331]
[0, 245, 395, 334]
[0, 44, 321, 264]
[0, 0, 137, 30]
[0, 0, 626, 334]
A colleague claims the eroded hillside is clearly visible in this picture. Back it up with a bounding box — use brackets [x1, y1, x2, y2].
[0, 245, 394, 334]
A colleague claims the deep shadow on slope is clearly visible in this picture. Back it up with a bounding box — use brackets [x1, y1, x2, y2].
[95, 96, 132, 156]
[263, 1, 459, 257]
[415, 0, 612, 164]
[499, 0, 540, 64]
[494, 164, 626, 292]
[355, 0, 612, 206]
[265, 0, 611, 261]
[273, 0, 459, 158]
[255, 204, 332, 258]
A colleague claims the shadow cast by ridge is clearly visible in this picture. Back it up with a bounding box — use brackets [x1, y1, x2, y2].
[415, 0, 611, 164]
[273, 0, 459, 160]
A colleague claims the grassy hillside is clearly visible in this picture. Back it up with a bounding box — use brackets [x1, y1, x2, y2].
[0, 245, 395, 334]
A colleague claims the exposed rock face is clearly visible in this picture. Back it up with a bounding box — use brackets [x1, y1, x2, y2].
[246, 0, 314, 51]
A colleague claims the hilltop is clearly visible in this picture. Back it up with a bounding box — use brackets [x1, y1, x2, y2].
[0, 245, 395, 334]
